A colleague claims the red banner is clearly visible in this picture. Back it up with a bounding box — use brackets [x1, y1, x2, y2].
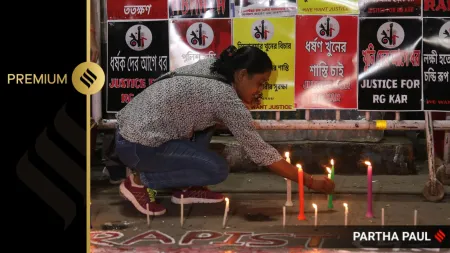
[107, 0, 168, 20]
[295, 16, 358, 109]
[169, 19, 232, 70]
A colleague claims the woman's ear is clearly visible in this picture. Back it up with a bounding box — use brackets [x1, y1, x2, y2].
[235, 69, 248, 84]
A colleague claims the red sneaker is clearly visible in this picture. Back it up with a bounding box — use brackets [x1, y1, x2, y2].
[171, 186, 225, 204]
[119, 174, 166, 216]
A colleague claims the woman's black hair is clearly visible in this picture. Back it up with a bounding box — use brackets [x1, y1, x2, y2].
[210, 45, 273, 83]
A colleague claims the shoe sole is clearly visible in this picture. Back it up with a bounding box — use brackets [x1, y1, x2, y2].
[171, 196, 224, 204]
[119, 182, 166, 216]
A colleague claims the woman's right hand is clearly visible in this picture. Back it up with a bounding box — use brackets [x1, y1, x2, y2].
[306, 176, 335, 194]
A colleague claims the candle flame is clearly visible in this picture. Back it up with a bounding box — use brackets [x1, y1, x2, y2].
[296, 164, 302, 170]
[326, 167, 331, 174]
[364, 161, 371, 166]
[343, 203, 348, 208]
[284, 152, 290, 158]
[312, 203, 317, 209]
[331, 159, 334, 165]
[225, 197, 229, 202]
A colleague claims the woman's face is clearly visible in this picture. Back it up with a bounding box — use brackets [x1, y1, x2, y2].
[233, 69, 271, 109]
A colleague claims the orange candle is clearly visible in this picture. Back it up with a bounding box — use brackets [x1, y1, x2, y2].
[296, 164, 305, 220]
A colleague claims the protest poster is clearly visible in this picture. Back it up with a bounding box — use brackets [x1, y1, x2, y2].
[423, 0, 450, 17]
[295, 16, 358, 109]
[107, 20, 169, 112]
[359, 0, 421, 17]
[168, 0, 230, 18]
[169, 19, 231, 70]
[236, 0, 297, 17]
[233, 17, 296, 111]
[358, 18, 422, 111]
[423, 18, 450, 111]
[106, 0, 168, 20]
[298, 0, 359, 15]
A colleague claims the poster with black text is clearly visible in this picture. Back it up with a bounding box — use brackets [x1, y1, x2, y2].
[358, 18, 422, 111]
[359, 0, 421, 17]
[107, 20, 169, 113]
[423, 18, 450, 111]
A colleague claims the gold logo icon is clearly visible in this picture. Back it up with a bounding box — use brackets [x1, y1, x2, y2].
[72, 62, 105, 95]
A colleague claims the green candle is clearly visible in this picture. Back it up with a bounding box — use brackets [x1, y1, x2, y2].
[327, 159, 335, 209]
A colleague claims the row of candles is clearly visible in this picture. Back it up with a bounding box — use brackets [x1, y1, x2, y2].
[143, 152, 418, 228]
[283, 152, 419, 227]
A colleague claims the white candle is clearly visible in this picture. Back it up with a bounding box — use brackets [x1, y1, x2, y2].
[381, 208, 384, 226]
[222, 197, 230, 228]
[282, 206, 286, 227]
[284, 152, 293, 207]
[414, 210, 417, 226]
[180, 194, 184, 227]
[146, 203, 150, 226]
[343, 203, 348, 226]
[312, 203, 318, 227]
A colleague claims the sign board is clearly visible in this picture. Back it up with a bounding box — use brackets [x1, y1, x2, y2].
[169, 19, 231, 70]
[359, 0, 421, 17]
[298, 0, 359, 15]
[423, 18, 450, 111]
[358, 18, 422, 111]
[295, 15, 358, 109]
[423, 0, 450, 17]
[236, 0, 297, 17]
[107, 21, 170, 113]
[233, 17, 296, 111]
[168, 0, 230, 18]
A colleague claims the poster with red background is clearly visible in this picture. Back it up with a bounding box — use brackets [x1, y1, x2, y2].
[295, 15, 358, 109]
[169, 19, 232, 70]
[107, 0, 168, 20]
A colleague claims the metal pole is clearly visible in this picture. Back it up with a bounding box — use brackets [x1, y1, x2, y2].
[98, 119, 450, 130]
[444, 112, 450, 165]
[425, 111, 437, 194]
[335, 110, 341, 121]
[91, 0, 103, 123]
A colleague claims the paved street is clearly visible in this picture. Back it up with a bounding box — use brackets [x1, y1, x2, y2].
[90, 173, 450, 253]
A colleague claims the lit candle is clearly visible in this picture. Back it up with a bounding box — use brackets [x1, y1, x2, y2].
[297, 164, 305, 220]
[282, 206, 286, 227]
[222, 197, 230, 228]
[343, 203, 348, 226]
[381, 208, 385, 226]
[180, 194, 184, 227]
[326, 167, 333, 209]
[414, 210, 418, 226]
[312, 203, 318, 227]
[364, 161, 373, 218]
[146, 203, 150, 227]
[284, 152, 293, 207]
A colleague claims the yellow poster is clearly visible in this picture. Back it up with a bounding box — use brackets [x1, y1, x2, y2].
[297, 0, 359, 15]
[233, 17, 295, 111]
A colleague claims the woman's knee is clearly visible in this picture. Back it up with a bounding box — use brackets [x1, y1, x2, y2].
[206, 154, 229, 185]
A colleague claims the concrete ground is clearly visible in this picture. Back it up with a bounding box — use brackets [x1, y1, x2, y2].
[90, 171, 450, 253]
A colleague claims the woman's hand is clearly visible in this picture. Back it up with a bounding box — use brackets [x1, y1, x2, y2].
[306, 176, 335, 194]
[267, 159, 335, 195]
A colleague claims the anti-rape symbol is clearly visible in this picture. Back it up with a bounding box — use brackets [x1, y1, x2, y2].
[252, 19, 274, 42]
[376, 22, 405, 49]
[126, 24, 152, 51]
[186, 22, 214, 50]
[316, 17, 340, 40]
[439, 21, 450, 39]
